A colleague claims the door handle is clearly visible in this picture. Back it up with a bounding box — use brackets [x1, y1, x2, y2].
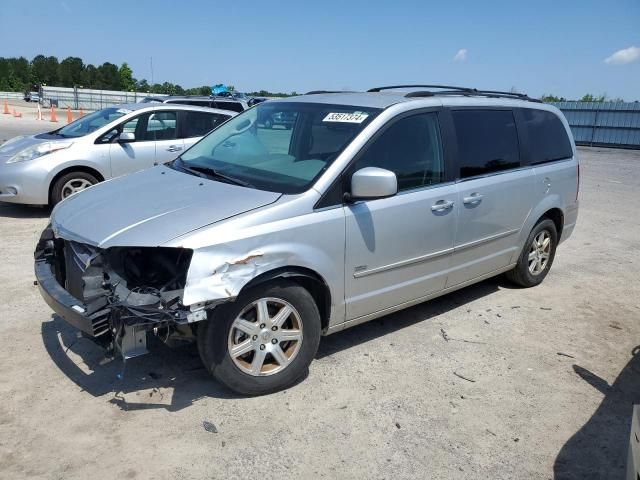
[431, 200, 455, 212]
[166, 145, 182, 152]
[463, 193, 484, 205]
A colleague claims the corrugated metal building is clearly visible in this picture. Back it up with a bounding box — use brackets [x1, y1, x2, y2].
[551, 101, 640, 149]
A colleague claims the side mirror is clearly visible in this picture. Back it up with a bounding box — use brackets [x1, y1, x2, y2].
[118, 132, 135, 143]
[349, 167, 398, 201]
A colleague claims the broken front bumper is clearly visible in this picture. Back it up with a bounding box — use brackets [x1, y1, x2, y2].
[35, 258, 102, 336]
[34, 226, 205, 358]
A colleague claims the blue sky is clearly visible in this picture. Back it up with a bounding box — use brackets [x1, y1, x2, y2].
[0, 0, 638, 99]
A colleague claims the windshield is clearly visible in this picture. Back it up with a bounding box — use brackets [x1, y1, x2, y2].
[175, 102, 381, 194]
[56, 107, 130, 138]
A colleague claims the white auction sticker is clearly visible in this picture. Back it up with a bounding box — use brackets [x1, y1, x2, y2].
[323, 112, 369, 123]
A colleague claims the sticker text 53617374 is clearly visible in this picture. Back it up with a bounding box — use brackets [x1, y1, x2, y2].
[322, 112, 369, 123]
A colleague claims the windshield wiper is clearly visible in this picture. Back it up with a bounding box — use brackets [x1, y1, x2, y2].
[180, 164, 252, 188]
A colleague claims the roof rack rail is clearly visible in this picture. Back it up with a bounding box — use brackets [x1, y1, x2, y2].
[367, 84, 474, 93]
[405, 89, 541, 103]
[367, 85, 540, 103]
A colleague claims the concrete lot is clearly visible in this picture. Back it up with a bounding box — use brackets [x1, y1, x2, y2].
[0, 100, 85, 143]
[0, 115, 639, 479]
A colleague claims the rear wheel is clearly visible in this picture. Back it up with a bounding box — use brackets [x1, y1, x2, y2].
[198, 280, 321, 396]
[51, 171, 98, 205]
[506, 218, 558, 287]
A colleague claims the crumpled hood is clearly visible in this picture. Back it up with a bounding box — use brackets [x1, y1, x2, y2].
[51, 166, 281, 248]
[0, 133, 53, 161]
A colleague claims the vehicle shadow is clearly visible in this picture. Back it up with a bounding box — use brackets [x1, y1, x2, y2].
[41, 276, 508, 412]
[0, 202, 50, 219]
[317, 276, 504, 359]
[41, 315, 245, 412]
[553, 346, 640, 479]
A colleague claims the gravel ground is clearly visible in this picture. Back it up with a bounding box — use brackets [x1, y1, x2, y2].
[0, 135, 638, 479]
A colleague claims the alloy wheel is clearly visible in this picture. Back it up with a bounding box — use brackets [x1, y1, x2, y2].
[528, 229, 552, 275]
[227, 297, 303, 376]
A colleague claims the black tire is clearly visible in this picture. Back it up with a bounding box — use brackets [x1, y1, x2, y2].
[505, 218, 558, 287]
[264, 118, 273, 129]
[198, 280, 321, 396]
[50, 171, 99, 206]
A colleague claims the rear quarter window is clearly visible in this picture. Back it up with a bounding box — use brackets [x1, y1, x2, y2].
[521, 109, 573, 164]
[452, 109, 520, 179]
[182, 112, 229, 138]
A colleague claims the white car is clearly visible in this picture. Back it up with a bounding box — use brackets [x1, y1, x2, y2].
[0, 103, 235, 205]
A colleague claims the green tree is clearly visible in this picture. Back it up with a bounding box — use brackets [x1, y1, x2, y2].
[29, 55, 61, 86]
[81, 64, 99, 88]
[31, 55, 48, 83]
[136, 78, 150, 92]
[541, 94, 566, 102]
[97, 62, 119, 90]
[580, 93, 607, 102]
[58, 56, 84, 87]
[118, 62, 135, 91]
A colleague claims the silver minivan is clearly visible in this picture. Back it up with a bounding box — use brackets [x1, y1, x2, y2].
[0, 103, 234, 205]
[34, 86, 579, 395]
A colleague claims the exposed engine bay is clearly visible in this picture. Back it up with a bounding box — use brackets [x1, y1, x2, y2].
[34, 226, 208, 360]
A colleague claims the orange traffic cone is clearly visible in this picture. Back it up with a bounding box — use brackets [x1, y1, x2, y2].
[66, 107, 72, 123]
[79, 108, 84, 118]
[3, 101, 9, 114]
[50, 106, 58, 122]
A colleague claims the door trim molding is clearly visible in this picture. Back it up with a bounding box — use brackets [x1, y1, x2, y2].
[353, 247, 453, 278]
[454, 228, 520, 252]
[328, 262, 517, 335]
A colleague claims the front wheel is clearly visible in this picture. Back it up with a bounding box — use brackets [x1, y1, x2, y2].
[505, 218, 558, 287]
[198, 280, 321, 396]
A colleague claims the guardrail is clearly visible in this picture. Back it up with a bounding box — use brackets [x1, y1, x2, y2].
[551, 101, 640, 149]
[0, 91, 25, 100]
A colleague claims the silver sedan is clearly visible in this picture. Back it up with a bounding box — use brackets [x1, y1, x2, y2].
[0, 103, 235, 205]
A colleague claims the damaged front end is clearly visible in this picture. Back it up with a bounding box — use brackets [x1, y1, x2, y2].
[34, 226, 207, 360]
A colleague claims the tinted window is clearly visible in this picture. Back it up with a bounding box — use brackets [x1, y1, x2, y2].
[182, 112, 229, 138]
[522, 109, 572, 163]
[352, 113, 444, 191]
[452, 110, 520, 178]
[144, 111, 177, 141]
[212, 101, 244, 113]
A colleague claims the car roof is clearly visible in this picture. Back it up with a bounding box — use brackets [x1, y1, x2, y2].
[113, 103, 236, 116]
[163, 95, 245, 102]
[270, 88, 549, 111]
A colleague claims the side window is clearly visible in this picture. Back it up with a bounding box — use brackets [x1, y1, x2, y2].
[144, 111, 177, 141]
[214, 101, 244, 113]
[521, 109, 572, 164]
[452, 110, 520, 178]
[96, 115, 143, 144]
[182, 112, 229, 138]
[352, 112, 444, 191]
[121, 116, 140, 134]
